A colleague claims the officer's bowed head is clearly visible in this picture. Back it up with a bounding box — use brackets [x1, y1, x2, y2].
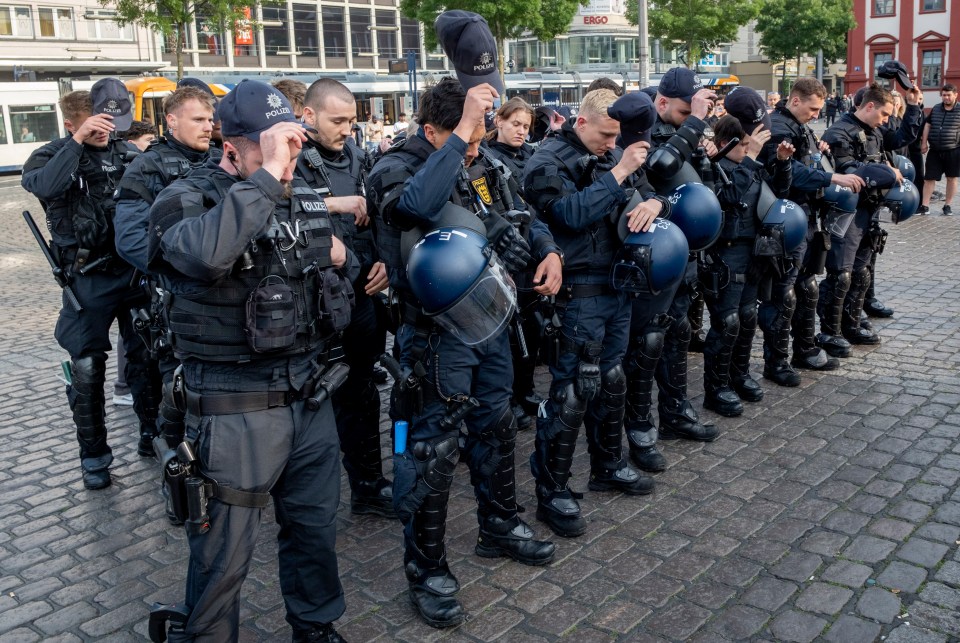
[406, 226, 517, 346]
[723, 87, 771, 137]
[608, 91, 657, 147]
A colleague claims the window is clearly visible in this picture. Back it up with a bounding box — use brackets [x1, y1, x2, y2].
[400, 18, 419, 58]
[261, 6, 289, 55]
[350, 8, 371, 56]
[921, 49, 943, 88]
[873, 51, 893, 77]
[0, 5, 32, 37]
[39, 7, 74, 38]
[293, 4, 319, 57]
[921, 0, 944, 10]
[873, 0, 895, 15]
[194, 14, 224, 54]
[11, 104, 59, 144]
[322, 6, 345, 57]
[0, 110, 7, 144]
[375, 10, 396, 59]
[85, 15, 132, 40]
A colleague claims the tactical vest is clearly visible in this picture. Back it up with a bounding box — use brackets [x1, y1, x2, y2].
[296, 141, 377, 268]
[43, 139, 133, 248]
[530, 134, 621, 278]
[927, 103, 960, 151]
[828, 115, 884, 167]
[163, 169, 336, 362]
[771, 106, 821, 207]
[118, 138, 216, 206]
[485, 140, 533, 187]
[717, 159, 761, 240]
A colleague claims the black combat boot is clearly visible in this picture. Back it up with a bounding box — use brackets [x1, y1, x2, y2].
[127, 356, 162, 458]
[791, 275, 840, 371]
[292, 624, 346, 642]
[475, 514, 556, 565]
[817, 271, 854, 357]
[731, 305, 763, 403]
[863, 256, 893, 318]
[658, 399, 719, 442]
[69, 356, 113, 489]
[625, 329, 668, 472]
[702, 311, 743, 417]
[351, 478, 395, 518]
[841, 265, 880, 345]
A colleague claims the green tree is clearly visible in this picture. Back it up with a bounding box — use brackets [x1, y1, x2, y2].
[106, 0, 251, 79]
[626, 0, 760, 68]
[755, 0, 855, 87]
[400, 0, 587, 81]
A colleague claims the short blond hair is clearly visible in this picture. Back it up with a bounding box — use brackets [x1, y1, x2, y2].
[60, 90, 92, 122]
[579, 89, 618, 119]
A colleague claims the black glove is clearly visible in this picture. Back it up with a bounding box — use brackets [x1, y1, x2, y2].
[72, 212, 109, 249]
[575, 362, 601, 401]
[485, 211, 532, 273]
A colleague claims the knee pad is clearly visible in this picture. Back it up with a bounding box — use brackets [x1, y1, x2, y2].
[670, 314, 692, 345]
[835, 270, 852, 292]
[418, 435, 460, 494]
[492, 404, 518, 442]
[72, 355, 106, 385]
[782, 286, 797, 316]
[795, 275, 818, 301]
[853, 263, 872, 286]
[739, 303, 758, 329]
[717, 310, 740, 338]
[601, 364, 627, 395]
[546, 382, 587, 436]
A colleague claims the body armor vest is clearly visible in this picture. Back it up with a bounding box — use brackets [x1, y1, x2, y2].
[717, 159, 761, 240]
[771, 106, 821, 207]
[164, 168, 336, 361]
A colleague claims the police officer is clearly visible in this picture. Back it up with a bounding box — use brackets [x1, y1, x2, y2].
[704, 99, 794, 416]
[298, 78, 394, 517]
[759, 78, 866, 381]
[22, 79, 160, 489]
[606, 91, 685, 472]
[367, 12, 559, 627]
[645, 67, 720, 440]
[483, 97, 542, 430]
[114, 84, 219, 473]
[820, 82, 920, 349]
[524, 87, 664, 537]
[147, 80, 351, 642]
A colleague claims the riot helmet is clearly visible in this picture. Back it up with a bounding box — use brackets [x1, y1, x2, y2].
[665, 182, 723, 251]
[407, 227, 517, 345]
[761, 198, 807, 253]
[822, 184, 859, 212]
[611, 217, 689, 295]
[893, 154, 916, 183]
[883, 179, 920, 223]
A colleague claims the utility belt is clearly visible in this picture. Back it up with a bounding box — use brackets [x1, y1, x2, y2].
[173, 361, 350, 417]
[57, 245, 121, 276]
[869, 221, 888, 254]
[557, 282, 617, 301]
[698, 252, 747, 299]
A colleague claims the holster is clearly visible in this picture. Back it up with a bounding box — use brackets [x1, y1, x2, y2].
[870, 223, 888, 254]
[809, 230, 830, 275]
[536, 297, 563, 368]
[698, 252, 729, 299]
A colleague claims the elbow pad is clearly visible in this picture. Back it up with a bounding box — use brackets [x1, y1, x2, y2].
[645, 145, 684, 180]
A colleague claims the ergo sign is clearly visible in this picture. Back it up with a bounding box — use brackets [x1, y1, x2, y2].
[583, 15, 609, 24]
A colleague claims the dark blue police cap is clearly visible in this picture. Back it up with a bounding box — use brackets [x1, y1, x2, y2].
[91, 78, 133, 131]
[657, 67, 704, 103]
[854, 164, 898, 190]
[435, 11, 504, 96]
[608, 92, 656, 146]
[177, 77, 215, 96]
[218, 79, 296, 142]
[877, 60, 912, 91]
[724, 86, 771, 135]
[556, 105, 572, 119]
[640, 85, 659, 100]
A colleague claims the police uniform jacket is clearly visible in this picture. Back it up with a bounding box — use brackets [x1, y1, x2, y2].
[822, 112, 886, 174]
[523, 120, 662, 284]
[22, 135, 136, 253]
[114, 136, 221, 273]
[715, 154, 792, 240]
[148, 161, 359, 391]
[367, 129, 558, 299]
[484, 139, 535, 184]
[760, 101, 833, 210]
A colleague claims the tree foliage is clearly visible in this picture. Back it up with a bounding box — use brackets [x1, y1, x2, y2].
[400, 0, 587, 80]
[626, 0, 760, 68]
[106, 0, 250, 79]
[755, 0, 855, 71]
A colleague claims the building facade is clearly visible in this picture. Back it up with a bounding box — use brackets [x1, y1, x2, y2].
[846, 0, 958, 103]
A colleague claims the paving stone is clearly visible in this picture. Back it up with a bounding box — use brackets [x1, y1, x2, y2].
[918, 582, 960, 610]
[897, 538, 950, 568]
[856, 587, 901, 623]
[800, 531, 848, 557]
[876, 561, 927, 593]
[934, 560, 960, 586]
[644, 600, 712, 640]
[794, 582, 853, 616]
[707, 604, 770, 639]
[909, 600, 960, 637]
[823, 615, 882, 643]
[820, 560, 873, 588]
[822, 510, 870, 534]
[741, 576, 797, 611]
[767, 610, 827, 643]
[913, 522, 960, 544]
[884, 624, 948, 643]
[868, 517, 916, 541]
[770, 552, 821, 582]
[843, 535, 897, 563]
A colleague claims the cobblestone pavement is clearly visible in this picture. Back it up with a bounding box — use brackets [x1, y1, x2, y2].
[2, 173, 960, 643]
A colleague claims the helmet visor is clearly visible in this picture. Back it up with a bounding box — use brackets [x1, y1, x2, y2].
[433, 260, 517, 345]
